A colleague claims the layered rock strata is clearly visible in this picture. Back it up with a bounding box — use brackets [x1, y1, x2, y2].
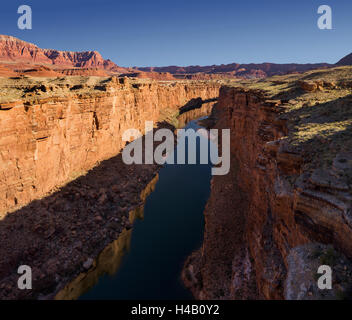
[0, 35, 126, 73]
[0, 136, 161, 299]
[183, 76, 352, 300]
[0, 108, 213, 300]
[0, 77, 220, 216]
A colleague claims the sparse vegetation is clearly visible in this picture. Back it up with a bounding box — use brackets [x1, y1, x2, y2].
[158, 108, 179, 127]
[230, 66, 352, 177]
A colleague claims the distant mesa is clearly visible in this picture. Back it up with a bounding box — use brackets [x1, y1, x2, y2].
[0, 34, 128, 76]
[136, 62, 333, 79]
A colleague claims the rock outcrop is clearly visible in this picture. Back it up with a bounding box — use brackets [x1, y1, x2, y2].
[299, 80, 337, 92]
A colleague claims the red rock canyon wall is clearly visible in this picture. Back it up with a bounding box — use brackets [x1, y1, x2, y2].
[0, 80, 220, 216]
[183, 86, 352, 300]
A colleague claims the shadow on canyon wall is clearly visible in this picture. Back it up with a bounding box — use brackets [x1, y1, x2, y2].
[179, 98, 218, 115]
[284, 94, 352, 156]
[0, 136, 160, 299]
[283, 94, 352, 245]
[0, 97, 217, 300]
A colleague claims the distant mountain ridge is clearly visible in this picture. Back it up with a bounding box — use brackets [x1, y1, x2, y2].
[0, 35, 351, 79]
[136, 62, 334, 78]
[137, 51, 352, 78]
[0, 35, 128, 73]
[336, 52, 352, 66]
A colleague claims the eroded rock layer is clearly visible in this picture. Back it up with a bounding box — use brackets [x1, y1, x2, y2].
[0, 35, 126, 73]
[0, 77, 220, 216]
[183, 67, 352, 300]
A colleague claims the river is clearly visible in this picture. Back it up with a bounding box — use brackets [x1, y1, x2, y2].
[76, 116, 215, 299]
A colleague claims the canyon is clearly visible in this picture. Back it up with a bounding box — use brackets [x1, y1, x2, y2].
[0, 36, 352, 299]
[0, 75, 220, 299]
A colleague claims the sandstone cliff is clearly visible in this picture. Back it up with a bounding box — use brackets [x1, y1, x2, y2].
[0, 75, 221, 299]
[183, 66, 352, 300]
[0, 76, 220, 216]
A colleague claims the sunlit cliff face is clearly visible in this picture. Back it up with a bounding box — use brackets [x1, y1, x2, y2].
[0, 76, 220, 216]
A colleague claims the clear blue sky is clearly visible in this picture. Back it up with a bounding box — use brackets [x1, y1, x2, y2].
[0, 0, 351, 67]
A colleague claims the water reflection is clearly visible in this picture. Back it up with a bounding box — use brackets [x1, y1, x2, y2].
[55, 228, 133, 300]
[55, 175, 159, 300]
[56, 107, 215, 300]
[177, 102, 213, 128]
